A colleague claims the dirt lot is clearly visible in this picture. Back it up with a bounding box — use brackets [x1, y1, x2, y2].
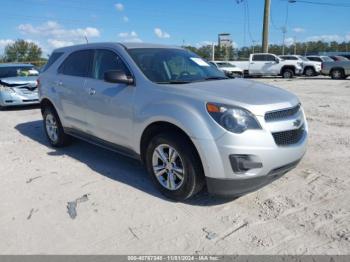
[0, 77, 349, 255]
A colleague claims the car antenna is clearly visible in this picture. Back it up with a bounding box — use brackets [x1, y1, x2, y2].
[84, 34, 89, 44]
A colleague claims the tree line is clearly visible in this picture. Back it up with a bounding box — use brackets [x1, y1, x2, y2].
[1, 39, 350, 67]
[0, 39, 47, 67]
[185, 40, 350, 60]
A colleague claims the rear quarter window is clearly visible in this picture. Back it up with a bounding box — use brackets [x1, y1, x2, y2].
[42, 52, 64, 72]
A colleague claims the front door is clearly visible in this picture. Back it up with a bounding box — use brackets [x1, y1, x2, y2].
[83, 49, 135, 149]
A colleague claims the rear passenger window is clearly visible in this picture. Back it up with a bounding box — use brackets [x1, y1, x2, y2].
[58, 50, 93, 77]
[42, 52, 64, 72]
[93, 49, 130, 80]
[252, 55, 266, 61]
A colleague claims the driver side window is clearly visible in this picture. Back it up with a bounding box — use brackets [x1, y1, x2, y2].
[93, 49, 130, 80]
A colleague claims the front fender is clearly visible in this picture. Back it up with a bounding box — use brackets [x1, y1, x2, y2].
[132, 99, 226, 154]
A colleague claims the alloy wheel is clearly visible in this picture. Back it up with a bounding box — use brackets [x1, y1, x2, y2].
[152, 144, 185, 191]
[45, 113, 59, 143]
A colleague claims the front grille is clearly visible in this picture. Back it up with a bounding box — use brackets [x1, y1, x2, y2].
[265, 104, 300, 122]
[272, 125, 305, 146]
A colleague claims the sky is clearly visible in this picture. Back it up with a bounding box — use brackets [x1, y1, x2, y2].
[0, 0, 349, 56]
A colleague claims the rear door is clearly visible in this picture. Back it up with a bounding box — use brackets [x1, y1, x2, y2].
[83, 49, 135, 148]
[249, 54, 266, 75]
[56, 49, 94, 131]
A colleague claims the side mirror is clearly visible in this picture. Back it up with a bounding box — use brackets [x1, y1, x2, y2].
[275, 58, 280, 63]
[104, 70, 134, 85]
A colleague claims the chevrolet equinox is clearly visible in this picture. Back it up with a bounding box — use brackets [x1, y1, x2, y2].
[39, 43, 308, 200]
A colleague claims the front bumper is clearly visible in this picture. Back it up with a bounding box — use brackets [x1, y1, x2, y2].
[192, 109, 308, 197]
[295, 68, 303, 75]
[206, 159, 300, 197]
[0, 91, 39, 106]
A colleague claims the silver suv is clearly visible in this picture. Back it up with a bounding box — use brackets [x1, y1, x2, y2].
[39, 43, 308, 200]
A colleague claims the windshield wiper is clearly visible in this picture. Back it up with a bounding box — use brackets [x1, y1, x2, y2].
[203, 76, 229, 81]
[156, 80, 192, 84]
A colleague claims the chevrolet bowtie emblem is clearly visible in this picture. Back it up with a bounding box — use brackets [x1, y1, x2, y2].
[293, 119, 302, 127]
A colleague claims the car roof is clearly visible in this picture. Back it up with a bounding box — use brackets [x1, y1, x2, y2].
[0, 63, 34, 67]
[53, 42, 182, 53]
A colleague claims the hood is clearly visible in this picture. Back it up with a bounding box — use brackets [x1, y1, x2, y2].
[220, 67, 243, 72]
[166, 79, 299, 116]
[0, 76, 38, 87]
[306, 61, 321, 66]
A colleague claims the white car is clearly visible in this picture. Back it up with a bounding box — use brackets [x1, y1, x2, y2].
[280, 55, 321, 77]
[231, 53, 303, 78]
[209, 61, 243, 78]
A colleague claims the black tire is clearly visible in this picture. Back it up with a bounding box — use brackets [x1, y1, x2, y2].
[304, 67, 316, 77]
[0, 105, 6, 111]
[331, 69, 345, 80]
[282, 69, 294, 79]
[145, 132, 205, 201]
[43, 106, 70, 147]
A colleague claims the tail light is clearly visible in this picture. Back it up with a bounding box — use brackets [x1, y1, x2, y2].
[36, 78, 41, 90]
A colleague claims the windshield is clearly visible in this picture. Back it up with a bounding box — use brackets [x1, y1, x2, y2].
[217, 62, 235, 68]
[127, 48, 226, 84]
[298, 56, 309, 62]
[323, 57, 334, 62]
[0, 66, 38, 78]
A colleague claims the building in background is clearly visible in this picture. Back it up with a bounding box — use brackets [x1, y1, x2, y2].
[218, 33, 232, 48]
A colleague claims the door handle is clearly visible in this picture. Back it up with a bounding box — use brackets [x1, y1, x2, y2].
[88, 88, 96, 96]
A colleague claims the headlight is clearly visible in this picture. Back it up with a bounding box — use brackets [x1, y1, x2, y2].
[297, 62, 303, 67]
[206, 103, 261, 133]
[0, 85, 15, 93]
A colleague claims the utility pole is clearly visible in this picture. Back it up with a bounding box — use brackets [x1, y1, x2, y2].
[262, 0, 271, 53]
[212, 42, 215, 61]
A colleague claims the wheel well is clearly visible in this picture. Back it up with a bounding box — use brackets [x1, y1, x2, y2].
[281, 66, 295, 74]
[140, 122, 203, 168]
[303, 66, 314, 71]
[40, 98, 56, 115]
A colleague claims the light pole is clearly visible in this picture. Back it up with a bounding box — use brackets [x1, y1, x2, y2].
[282, 26, 287, 55]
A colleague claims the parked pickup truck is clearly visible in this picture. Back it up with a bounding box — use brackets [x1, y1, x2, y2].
[321, 60, 350, 79]
[231, 53, 303, 78]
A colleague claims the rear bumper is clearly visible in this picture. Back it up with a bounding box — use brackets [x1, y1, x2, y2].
[206, 159, 300, 197]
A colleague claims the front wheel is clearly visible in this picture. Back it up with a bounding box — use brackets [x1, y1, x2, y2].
[282, 69, 294, 79]
[145, 133, 204, 201]
[304, 67, 316, 77]
[43, 107, 70, 147]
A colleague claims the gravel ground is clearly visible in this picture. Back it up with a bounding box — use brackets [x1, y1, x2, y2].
[0, 77, 349, 254]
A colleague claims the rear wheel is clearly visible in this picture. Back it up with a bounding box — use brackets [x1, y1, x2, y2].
[145, 133, 204, 201]
[331, 69, 345, 80]
[304, 67, 316, 77]
[282, 69, 294, 79]
[43, 106, 70, 147]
